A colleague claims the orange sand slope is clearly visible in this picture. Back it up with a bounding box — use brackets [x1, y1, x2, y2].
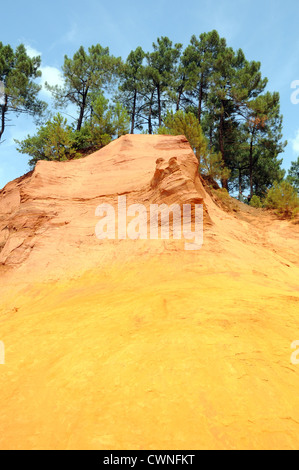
[0, 135, 298, 450]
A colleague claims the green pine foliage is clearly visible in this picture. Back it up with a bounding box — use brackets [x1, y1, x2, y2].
[158, 110, 207, 156]
[15, 113, 79, 167]
[9, 33, 288, 202]
[145, 37, 182, 128]
[264, 181, 299, 218]
[0, 42, 47, 142]
[76, 95, 130, 150]
[16, 98, 130, 166]
[286, 157, 299, 192]
[45, 45, 122, 132]
[158, 110, 229, 182]
[249, 195, 263, 208]
[117, 47, 146, 134]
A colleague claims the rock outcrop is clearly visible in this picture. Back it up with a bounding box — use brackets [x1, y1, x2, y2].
[0, 134, 210, 269]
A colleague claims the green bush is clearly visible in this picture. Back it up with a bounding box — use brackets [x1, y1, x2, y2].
[158, 110, 207, 157]
[158, 111, 231, 183]
[15, 113, 79, 167]
[286, 157, 299, 192]
[264, 181, 299, 218]
[250, 195, 262, 208]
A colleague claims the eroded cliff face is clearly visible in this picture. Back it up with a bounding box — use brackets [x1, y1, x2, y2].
[0, 135, 298, 450]
[0, 134, 210, 270]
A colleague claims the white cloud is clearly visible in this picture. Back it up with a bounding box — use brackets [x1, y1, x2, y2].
[25, 45, 42, 59]
[291, 129, 299, 154]
[24, 45, 63, 96]
[40, 66, 64, 97]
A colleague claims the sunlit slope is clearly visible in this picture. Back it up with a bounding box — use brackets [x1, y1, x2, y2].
[0, 240, 298, 450]
[0, 134, 298, 449]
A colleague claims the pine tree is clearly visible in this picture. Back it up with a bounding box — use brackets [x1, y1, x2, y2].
[205, 44, 271, 191]
[117, 47, 145, 134]
[178, 31, 226, 123]
[158, 110, 207, 158]
[15, 113, 78, 167]
[145, 37, 182, 129]
[243, 92, 286, 197]
[158, 110, 226, 181]
[46, 45, 122, 131]
[111, 102, 130, 138]
[0, 42, 47, 143]
[287, 157, 299, 192]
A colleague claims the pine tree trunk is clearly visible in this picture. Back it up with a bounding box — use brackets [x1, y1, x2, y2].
[148, 90, 154, 135]
[157, 84, 162, 127]
[176, 85, 183, 111]
[219, 107, 228, 190]
[176, 92, 181, 112]
[77, 106, 84, 131]
[239, 169, 242, 200]
[0, 94, 8, 142]
[131, 89, 137, 134]
[209, 125, 213, 150]
[76, 88, 88, 132]
[148, 93, 153, 135]
[249, 134, 254, 198]
[198, 75, 204, 124]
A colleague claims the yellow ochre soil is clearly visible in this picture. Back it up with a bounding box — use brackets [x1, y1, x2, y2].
[0, 135, 298, 449]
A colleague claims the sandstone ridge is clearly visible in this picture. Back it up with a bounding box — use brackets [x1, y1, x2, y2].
[0, 134, 210, 269]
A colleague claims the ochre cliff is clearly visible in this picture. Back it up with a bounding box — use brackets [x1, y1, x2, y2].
[0, 135, 298, 450]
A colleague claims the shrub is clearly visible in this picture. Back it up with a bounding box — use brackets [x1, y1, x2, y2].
[286, 157, 299, 192]
[158, 110, 230, 183]
[15, 113, 79, 167]
[264, 181, 299, 218]
[158, 110, 207, 158]
[250, 195, 262, 208]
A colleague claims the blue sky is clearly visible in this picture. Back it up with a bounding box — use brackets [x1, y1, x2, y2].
[1, 0, 299, 189]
